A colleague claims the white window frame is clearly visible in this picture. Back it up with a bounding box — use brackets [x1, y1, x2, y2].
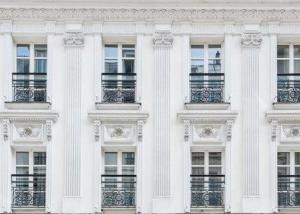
[191, 151, 224, 175]
[103, 151, 136, 175]
[14, 150, 46, 175]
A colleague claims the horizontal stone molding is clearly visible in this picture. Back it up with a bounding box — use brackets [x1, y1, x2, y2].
[0, 110, 59, 122]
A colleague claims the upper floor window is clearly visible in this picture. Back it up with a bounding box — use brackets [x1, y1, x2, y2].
[14, 44, 47, 102]
[102, 44, 136, 103]
[277, 45, 300, 103]
[190, 44, 224, 103]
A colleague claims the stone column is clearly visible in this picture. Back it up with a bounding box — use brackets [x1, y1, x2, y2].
[241, 32, 262, 197]
[153, 31, 173, 198]
[45, 120, 53, 213]
[63, 32, 84, 198]
[93, 120, 101, 213]
[183, 120, 191, 213]
[136, 120, 144, 213]
[225, 120, 233, 212]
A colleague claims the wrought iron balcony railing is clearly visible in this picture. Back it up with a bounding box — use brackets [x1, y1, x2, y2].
[278, 175, 300, 207]
[12, 73, 47, 102]
[190, 73, 225, 103]
[191, 174, 225, 208]
[277, 73, 300, 103]
[102, 73, 136, 103]
[11, 174, 46, 208]
[101, 174, 136, 208]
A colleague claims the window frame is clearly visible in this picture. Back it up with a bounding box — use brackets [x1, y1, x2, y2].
[15, 151, 46, 175]
[103, 151, 136, 175]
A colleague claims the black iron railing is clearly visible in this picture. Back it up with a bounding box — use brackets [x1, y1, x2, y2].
[190, 73, 224, 103]
[102, 73, 136, 103]
[191, 174, 225, 208]
[101, 174, 136, 208]
[12, 73, 47, 102]
[277, 73, 300, 103]
[278, 175, 300, 207]
[11, 174, 46, 208]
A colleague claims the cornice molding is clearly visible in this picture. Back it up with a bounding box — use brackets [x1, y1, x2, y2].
[266, 111, 300, 122]
[177, 110, 238, 123]
[0, 110, 59, 122]
[2, 8, 300, 22]
[88, 111, 149, 122]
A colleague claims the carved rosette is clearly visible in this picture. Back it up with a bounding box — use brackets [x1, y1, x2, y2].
[153, 31, 173, 47]
[241, 33, 262, 48]
[137, 120, 144, 142]
[283, 125, 300, 138]
[64, 32, 84, 47]
[2, 119, 9, 141]
[226, 120, 233, 141]
[183, 120, 191, 142]
[94, 120, 101, 142]
[271, 120, 279, 142]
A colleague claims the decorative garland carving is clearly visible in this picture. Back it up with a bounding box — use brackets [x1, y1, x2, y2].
[241, 33, 262, 48]
[183, 120, 191, 142]
[45, 120, 52, 141]
[271, 120, 278, 142]
[196, 126, 218, 138]
[283, 125, 300, 138]
[153, 32, 173, 47]
[16, 126, 41, 138]
[64, 32, 84, 47]
[2, 119, 9, 141]
[137, 120, 144, 142]
[226, 120, 233, 141]
[94, 120, 101, 142]
[2, 8, 300, 22]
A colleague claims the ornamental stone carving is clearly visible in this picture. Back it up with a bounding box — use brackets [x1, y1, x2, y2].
[2, 119, 9, 141]
[64, 32, 84, 47]
[183, 120, 191, 142]
[45, 120, 52, 141]
[94, 120, 101, 142]
[271, 120, 278, 142]
[283, 125, 300, 138]
[196, 126, 219, 139]
[16, 126, 41, 138]
[241, 33, 262, 48]
[153, 32, 173, 47]
[226, 120, 234, 141]
[137, 120, 144, 142]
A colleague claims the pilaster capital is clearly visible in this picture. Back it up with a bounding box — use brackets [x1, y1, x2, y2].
[153, 31, 173, 47]
[241, 32, 262, 48]
[64, 32, 84, 47]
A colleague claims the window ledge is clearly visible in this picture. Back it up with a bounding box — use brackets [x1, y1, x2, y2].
[96, 102, 141, 110]
[273, 103, 300, 110]
[102, 208, 136, 214]
[12, 208, 45, 214]
[185, 103, 230, 110]
[191, 207, 224, 214]
[5, 102, 51, 110]
[278, 208, 300, 213]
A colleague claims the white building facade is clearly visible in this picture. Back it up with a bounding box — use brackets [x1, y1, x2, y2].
[1, 1, 300, 213]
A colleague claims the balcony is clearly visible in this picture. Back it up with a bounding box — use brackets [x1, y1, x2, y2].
[190, 73, 224, 103]
[277, 73, 300, 103]
[278, 175, 300, 207]
[12, 73, 47, 103]
[11, 174, 46, 208]
[101, 175, 136, 208]
[191, 174, 225, 208]
[102, 73, 136, 104]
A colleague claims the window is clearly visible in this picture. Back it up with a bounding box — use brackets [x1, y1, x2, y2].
[12, 152, 46, 207]
[102, 44, 136, 103]
[277, 45, 300, 103]
[277, 152, 300, 207]
[190, 44, 224, 103]
[191, 152, 224, 207]
[102, 152, 136, 207]
[14, 44, 47, 102]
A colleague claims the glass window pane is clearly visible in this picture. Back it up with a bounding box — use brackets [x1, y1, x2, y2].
[34, 45, 47, 57]
[277, 60, 289, 74]
[295, 60, 300, 73]
[277, 45, 289, 58]
[209, 167, 222, 175]
[191, 60, 204, 73]
[208, 45, 221, 59]
[278, 152, 290, 165]
[16, 152, 29, 165]
[296, 167, 300, 175]
[278, 167, 290, 176]
[296, 153, 300, 165]
[105, 152, 117, 165]
[192, 167, 204, 175]
[122, 152, 135, 165]
[16, 167, 29, 174]
[209, 152, 222, 165]
[105, 45, 118, 58]
[34, 152, 46, 165]
[105, 166, 117, 175]
[122, 47, 135, 58]
[208, 59, 221, 73]
[122, 166, 134, 175]
[295, 45, 300, 58]
[123, 59, 134, 73]
[33, 167, 46, 174]
[191, 45, 204, 59]
[17, 45, 30, 57]
[17, 59, 30, 73]
[105, 59, 118, 73]
[35, 59, 47, 73]
[192, 152, 204, 165]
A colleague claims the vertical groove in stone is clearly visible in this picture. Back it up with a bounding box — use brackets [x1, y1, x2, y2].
[64, 44, 82, 197]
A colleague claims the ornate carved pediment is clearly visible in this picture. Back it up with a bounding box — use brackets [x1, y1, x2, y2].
[64, 32, 84, 47]
[241, 33, 262, 48]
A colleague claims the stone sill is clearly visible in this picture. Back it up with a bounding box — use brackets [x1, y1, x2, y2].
[5, 102, 51, 110]
[12, 208, 45, 214]
[278, 207, 300, 213]
[96, 102, 141, 110]
[273, 103, 300, 110]
[102, 208, 136, 214]
[191, 207, 225, 214]
[185, 102, 230, 110]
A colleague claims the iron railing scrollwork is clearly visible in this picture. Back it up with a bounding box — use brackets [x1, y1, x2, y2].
[102, 73, 136, 103]
[278, 175, 300, 207]
[12, 73, 47, 102]
[11, 174, 46, 208]
[191, 174, 225, 208]
[190, 73, 224, 103]
[277, 73, 300, 103]
[101, 174, 136, 208]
